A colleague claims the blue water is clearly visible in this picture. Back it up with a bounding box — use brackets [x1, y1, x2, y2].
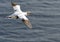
[0, 0, 60, 42]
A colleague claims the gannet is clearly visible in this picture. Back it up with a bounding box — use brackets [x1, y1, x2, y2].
[7, 3, 32, 29]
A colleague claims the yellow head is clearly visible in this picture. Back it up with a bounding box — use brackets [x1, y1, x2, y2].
[11, 2, 16, 6]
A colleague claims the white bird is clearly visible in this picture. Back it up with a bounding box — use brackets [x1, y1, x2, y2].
[7, 3, 32, 29]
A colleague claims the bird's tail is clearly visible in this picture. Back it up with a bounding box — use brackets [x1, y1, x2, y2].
[27, 11, 31, 15]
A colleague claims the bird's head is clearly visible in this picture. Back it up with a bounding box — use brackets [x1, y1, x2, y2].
[11, 2, 17, 6]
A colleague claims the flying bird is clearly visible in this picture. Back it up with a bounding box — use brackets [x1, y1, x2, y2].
[7, 3, 32, 29]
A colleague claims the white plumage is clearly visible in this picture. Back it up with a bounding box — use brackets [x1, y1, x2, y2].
[7, 3, 32, 29]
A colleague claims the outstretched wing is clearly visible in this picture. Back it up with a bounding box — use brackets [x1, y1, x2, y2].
[9, 16, 18, 19]
[22, 19, 32, 29]
[7, 15, 19, 19]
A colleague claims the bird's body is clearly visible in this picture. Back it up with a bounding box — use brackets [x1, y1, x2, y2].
[7, 3, 32, 29]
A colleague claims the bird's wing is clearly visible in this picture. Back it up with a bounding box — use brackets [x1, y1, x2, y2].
[7, 14, 19, 19]
[8, 16, 18, 19]
[22, 19, 32, 29]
